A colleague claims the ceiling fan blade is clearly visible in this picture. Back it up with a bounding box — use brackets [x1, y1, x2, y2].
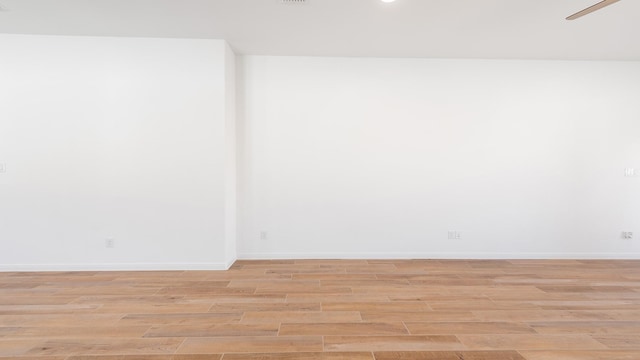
[566, 0, 621, 20]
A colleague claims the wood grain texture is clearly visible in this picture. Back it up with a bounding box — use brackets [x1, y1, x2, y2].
[519, 350, 640, 360]
[405, 321, 536, 335]
[222, 353, 374, 360]
[176, 336, 323, 354]
[0, 259, 639, 358]
[279, 322, 408, 336]
[373, 351, 526, 360]
[457, 334, 607, 351]
[323, 335, 464, 351]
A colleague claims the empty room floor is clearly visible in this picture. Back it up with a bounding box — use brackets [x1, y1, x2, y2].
[1, 259, 640, 359]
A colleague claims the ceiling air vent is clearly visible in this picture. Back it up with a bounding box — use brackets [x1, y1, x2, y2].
[281, 0, 306, 4]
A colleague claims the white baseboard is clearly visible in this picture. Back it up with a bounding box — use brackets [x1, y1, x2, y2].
[225, 256, 238, 269]
[238, 252, 640, 260]
[0, 262, 232, 272]
[3, 253, 636, 272]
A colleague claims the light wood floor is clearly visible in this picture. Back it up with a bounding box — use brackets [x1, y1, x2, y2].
[1, 260, 640, 359]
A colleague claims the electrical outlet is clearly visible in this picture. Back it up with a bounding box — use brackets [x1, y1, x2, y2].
[625, 168, 636, 177]
[105, 238, 115, 248]
[260, 231, 268, 240]
[448, 231, 461, 240]
[622, 232, 634, 240]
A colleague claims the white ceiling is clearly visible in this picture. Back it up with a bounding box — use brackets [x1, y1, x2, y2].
[0, 0, 638, 60]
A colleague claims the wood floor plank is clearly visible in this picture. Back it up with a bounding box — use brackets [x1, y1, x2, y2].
[266, 268, 346, 275]
[0, 339, 42, 357]
[537, 286, 633, 293]
[405, 322, 535, 335]
[345, 265, 399, 274]
[227, 280, 319, 289]
[471, 309, 617, 322]
[0, 304, 100, 315]
[491, 299, 640, 310]
[155, 287, 255, 296]
[286, 294, 391, 303]
[0, 295, 78, 305]
[0, 327, 19, 337]
[144, 323, 280, 337]
[64, 355, 223, 360]
[373, 352, 460, 360]
[24, 337, 185, 356]
[209, 302, 321, 312]
[321, 280, 411, 287]
[0, 356, 66, 360]
[457, 334, 607, 351]
[96, 303, 213, 314]
[176, 336, 323, 354]
[360, 311, 478, 322]
[69, 295, 189, 305]
[592, 335, 640, 349]
[426, 300, 517, 311]
[519, 350, 640, 360]
[292, 274, 378, 281]
[120, 312, 243, 325]
[221, 352, 374, 360]
[0, 313, 125, 327]
[55, 286, 163, 296]
[408, 279, 496, 286]
[323, 335, 464, 351]
[7, 326, 151, 339]
[529, 321, 640, 334]
[321, 301, 431, 312]
[373, 351, 526, 360]
[279, 322, 408, 336]
[240, 311, 362, 323]
[63, 357, 126, 360]
[254, 286, 352, 294]
[186, 294, 287, 304]
[388, 295, 489, 302]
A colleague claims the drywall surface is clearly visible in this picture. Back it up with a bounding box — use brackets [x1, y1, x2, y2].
[238, 56, 640, 259]
[224, 42, 238, 268]
[0, 35, 232, 270]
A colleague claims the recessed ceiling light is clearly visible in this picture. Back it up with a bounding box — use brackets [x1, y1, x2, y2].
[381, 0, 397, 3]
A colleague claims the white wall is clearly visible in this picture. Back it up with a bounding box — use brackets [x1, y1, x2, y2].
[224, 42, 238, 267]
[238, 56, 640, 259]
[2, 35, 639, 267]
[0, 34, 236, 270]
